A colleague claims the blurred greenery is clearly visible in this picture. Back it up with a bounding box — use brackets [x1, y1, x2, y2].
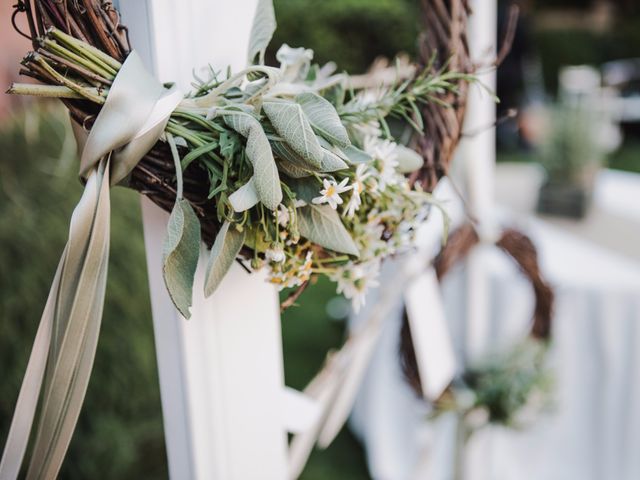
[271, 0, 419, 74]
[534, 22, 640, 94]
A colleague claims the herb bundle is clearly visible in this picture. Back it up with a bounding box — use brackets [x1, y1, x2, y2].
[10, 0, 471, 314]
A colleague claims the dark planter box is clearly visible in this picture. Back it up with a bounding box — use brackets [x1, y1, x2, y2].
[537, 181, 591, 219]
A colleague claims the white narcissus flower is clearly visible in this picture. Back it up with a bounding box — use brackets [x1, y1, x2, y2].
[312, 178, 351, 210]
[265, 246, 286, 263]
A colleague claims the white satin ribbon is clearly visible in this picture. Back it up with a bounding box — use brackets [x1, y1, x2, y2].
[0, 51, 182, 480]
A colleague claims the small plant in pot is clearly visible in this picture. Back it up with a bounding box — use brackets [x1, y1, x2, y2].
[536, 67, 619, 219]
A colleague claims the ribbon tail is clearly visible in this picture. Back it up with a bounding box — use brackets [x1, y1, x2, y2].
[0, 159, 111, 480]
[26, 159, 111, 480]
[0, 251, 66, 480]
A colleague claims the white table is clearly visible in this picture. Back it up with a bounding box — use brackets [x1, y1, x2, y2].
[349, 168, 640, 480]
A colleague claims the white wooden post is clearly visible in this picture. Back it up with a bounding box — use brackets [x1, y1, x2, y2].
[116, 2, 289, 479]
[461, 0, 498, 362]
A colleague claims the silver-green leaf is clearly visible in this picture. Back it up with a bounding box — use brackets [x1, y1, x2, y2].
[204, 222, 246, 297]
[277, 158, 314, 178]
[229, 177, 260, 212]
[271, 140, 320, 171]
[319, 149, 349, 172]
[298, 205, 360, 256]
[296, 92, 351, 147]
[162, 198, 201, 319]
[263, 101, 324, 168]
[247, 0, 276, 65]
[340, 144, 373, 165]
[225, 114, 282, 210]
[394, 145, 424, 173]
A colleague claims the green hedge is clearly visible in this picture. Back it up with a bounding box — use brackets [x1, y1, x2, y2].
[271, 0, 419, 73]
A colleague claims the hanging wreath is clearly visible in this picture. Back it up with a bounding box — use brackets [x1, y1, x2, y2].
[9, 0, 474, 313]
[2, 1, 474, 477]
[401, 224, 555, 427]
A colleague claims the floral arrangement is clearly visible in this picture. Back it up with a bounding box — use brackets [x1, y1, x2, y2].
[10, 1, 467, 315]
[431, 339, 553, 428]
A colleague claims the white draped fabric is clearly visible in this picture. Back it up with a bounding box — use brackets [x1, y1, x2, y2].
[349, 168, 640, 480]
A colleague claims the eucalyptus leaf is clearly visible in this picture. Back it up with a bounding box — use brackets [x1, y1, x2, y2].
[297, 205, 360, 256]
[263, 101, 324, 168]
[229, 177, 260, 212]
[224, 114, 282, 210]
[394, 145, 424, 173]
[204, 222, 246, 297]
[296, 92, 351, 147]
[162, 198, 201, 319]
[340, 144, 374, 165]
[247, 0, 276, 65]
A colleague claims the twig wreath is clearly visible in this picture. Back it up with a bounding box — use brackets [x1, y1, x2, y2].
[401, 224, 555, 427]
[2, 0, 474, 477]
[8, 1, 474, 314]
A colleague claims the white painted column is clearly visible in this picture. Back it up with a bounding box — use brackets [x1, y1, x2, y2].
[117, 2, 288, 479]
[461, 0, 498, 362]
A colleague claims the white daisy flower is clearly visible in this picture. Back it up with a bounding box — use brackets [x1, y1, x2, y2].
[344, 190, 362, 218]
[329, 261, 381, 312]
[312, 178, 351, 209]
[364, 137, 400, 191]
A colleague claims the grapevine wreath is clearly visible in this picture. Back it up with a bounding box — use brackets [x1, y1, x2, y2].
[2, 0, 474, 477]
[401, 224, 555, 427]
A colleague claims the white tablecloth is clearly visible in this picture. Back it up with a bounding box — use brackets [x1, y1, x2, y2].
[349, 169, 640, 480]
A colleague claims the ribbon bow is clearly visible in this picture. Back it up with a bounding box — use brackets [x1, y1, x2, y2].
[0, 52, 182, 480]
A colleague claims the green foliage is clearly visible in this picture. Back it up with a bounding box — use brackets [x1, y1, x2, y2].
[0, 106, 167, 479]
[297, 205, 360, 256]
[533, 20, 640, 94]
[271, 0, 419, 73]
[163, 198, 201, 319]
[204, 221, 246, 296]
[281, 279, 369, 480]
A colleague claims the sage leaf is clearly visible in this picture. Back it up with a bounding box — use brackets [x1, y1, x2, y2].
[247, 0, 276, 65]
[162, 198, 201, 319]
[272, 140, 320, 171]
[225, 114, 282, 210]
[340, 144, 374, 165]
[229, 177, 260, 212]
[394, 144, 424, 173]
[298, 205, 360, 256]
[288, 177, 322, 203]
[263, 101, 324, 168]
[320, 149, 349, 172]
[277, 158, 313, 178]
[204, 222, 246, 297]
[296, 92, 351, 147]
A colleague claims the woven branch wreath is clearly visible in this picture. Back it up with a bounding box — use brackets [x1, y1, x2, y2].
[2, 0, 475, 477]
[400, 224, 555, 426]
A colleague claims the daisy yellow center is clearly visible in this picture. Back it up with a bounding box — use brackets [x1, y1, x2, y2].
[325, 185, 336, 197]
